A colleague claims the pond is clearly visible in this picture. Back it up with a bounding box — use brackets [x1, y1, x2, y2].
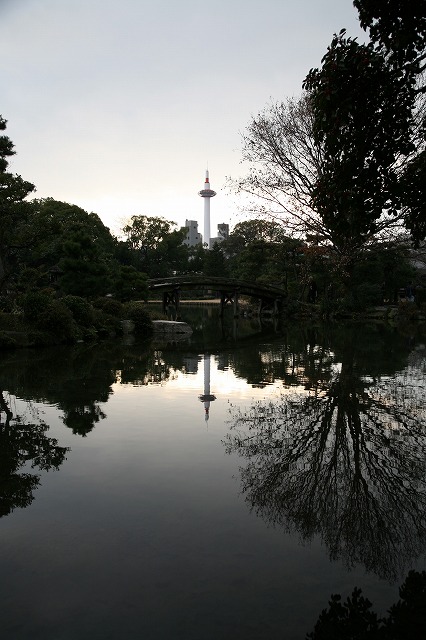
[0, 307, 425, 639]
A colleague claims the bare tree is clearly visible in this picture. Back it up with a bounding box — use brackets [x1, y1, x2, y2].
[230, 95, 328, 241]
[230, 55, 426, 267]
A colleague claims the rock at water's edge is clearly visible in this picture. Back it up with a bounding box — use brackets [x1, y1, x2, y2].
[152, 320, 192, 334]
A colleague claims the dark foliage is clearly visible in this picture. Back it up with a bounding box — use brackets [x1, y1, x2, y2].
[124, 302, 153, 336]
[307, 570, 426, 639]
[353, 0, 426, 70]
[304, 31, 416, 256]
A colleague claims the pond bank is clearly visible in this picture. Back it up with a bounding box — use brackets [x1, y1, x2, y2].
[1, 301, 425, 350]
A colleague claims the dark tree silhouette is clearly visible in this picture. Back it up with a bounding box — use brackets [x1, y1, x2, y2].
[0, 391, 68, 517]
[225, 329, 426, 580]
[306, 569, 426, 639]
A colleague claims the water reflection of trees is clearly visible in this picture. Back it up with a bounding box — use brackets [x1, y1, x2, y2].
[307, 570, 426, 639]
[225, 325, 426, 581]
[0, 345, 118, 436]
[0, 391, 68, 517]
[0, 342, 181, 435]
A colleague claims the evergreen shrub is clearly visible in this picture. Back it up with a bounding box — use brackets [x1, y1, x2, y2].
[91, 307, 122, 338]
[36, 301, 76, 342]
[125, 302, 153, 336]
[147, 308, 168, 320]
[20, 291, 53, 321]
[398, 300, 419, 323]
[27, 330, 52, 346]
[62, 295, 95, 327]
[93, 297, 124, 317]
[0, 312, 22, 331]
[0, 297, 15, 313]
[341, 283, 382, 312]
[0, 331, 17, 349]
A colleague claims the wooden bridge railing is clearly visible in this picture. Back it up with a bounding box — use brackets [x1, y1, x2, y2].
[147, 276, 287, 317]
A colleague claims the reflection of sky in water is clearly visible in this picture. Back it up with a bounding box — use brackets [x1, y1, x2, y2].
[114, 355, 287, 417]
[109, 373, 276, 443]
[1, 338, 426, 640]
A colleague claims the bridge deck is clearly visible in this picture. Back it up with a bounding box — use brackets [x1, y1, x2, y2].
[147, 276, 287, 300]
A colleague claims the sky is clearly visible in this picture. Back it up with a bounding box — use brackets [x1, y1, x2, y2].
[1, 0, 365, 238]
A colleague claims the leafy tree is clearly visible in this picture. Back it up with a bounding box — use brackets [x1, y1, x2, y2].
[58, 227, 112, 297]
[0, 116, 36, 294]
[231, 239, 283, 284]
[123, 214, 174, 252]
[232, 239, 269, 282]
[353, 0, 426, 73]
[223, 219, 303, 292]
[112, 265, 148, 302]
[13, 199, 121, 299]
[186, 243, 205, 274]
[24, 198, 117, 277]
[61, 295, 96, 328]
[122, 214, 189, 277]
[226, 219, 289, 248]
[203, 243, 229, 277]
[303, 30, 417, 266]
[308, 2, 426, 254]
[344, 243, 415, 308]
[114, 239, 138, 268]
[383, 570, 426, 639]
[232, 3, 425, 293]
[153, 227, 189, 277]
[400, 148, 426, 246]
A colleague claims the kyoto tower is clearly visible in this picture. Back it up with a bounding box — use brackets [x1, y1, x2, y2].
[198, 169, 216, 248]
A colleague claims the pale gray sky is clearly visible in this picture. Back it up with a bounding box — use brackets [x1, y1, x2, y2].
[1, 0, 364, 236]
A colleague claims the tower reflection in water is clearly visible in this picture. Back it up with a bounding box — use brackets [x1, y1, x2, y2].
[198, 353, 216, 422]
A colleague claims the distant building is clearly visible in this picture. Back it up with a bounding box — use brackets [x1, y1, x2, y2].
[209, 223, 229, 249]
[183, 219, 203, 247]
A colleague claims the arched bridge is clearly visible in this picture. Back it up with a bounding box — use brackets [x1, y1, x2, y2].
[147, 275, 287, 316]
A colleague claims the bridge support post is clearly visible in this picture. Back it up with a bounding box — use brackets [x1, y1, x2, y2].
[148, 278, 286, 317]
[233, 292, 239, 318]
[163, 288, 180, 318]
[274, 297, 280, 316]
[219, 292, 226, 317]
[258, 297, 281, 317]
[220, 290, 239, 317]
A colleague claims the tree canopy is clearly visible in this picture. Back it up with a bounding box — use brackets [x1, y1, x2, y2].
[353, 0, 426, 72]
[121, 214, 189, 278]
[0, 117, 36, 294]
[303, 30, 417, 258]
[231, 2, 425, 279]
[230, 95, 322, 239]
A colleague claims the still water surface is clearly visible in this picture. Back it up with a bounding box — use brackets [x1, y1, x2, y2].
[0, 308, 425, 639]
